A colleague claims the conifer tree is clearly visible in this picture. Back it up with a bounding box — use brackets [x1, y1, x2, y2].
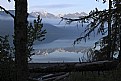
[14, 0, 28, 81]
[0, 1, 46, 81]
[61, 0, 121, 61]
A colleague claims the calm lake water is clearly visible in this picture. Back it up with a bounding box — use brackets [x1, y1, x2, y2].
[30, 18, 103, 63]
[0, 14, 104, 63]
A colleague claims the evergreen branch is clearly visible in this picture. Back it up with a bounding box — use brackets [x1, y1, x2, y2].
[62, 8, 117, 45]
[61, 10, 108, 22]
[61, 8, 116, 23]
[0, 5, 15, 19]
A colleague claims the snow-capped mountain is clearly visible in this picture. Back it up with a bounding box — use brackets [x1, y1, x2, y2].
[30, 11, 88, 19]
[63, 12, 88, 18]
[30, 11, 58, 19]
[0, 10, 87, 19]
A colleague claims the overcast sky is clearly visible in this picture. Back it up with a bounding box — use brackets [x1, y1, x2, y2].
[0, 0, 108, 15]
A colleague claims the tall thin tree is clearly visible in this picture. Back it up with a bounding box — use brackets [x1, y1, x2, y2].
[107, 0, 112, 60]
[14, 0, 28, 81]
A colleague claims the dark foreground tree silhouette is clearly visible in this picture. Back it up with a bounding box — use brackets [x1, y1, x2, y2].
[0, 36, 15, 81]
[14, 0, 28, 81]
[14, 1, 46, 81]
[0, 0, 46, 81]
[61, 0, 121, 62]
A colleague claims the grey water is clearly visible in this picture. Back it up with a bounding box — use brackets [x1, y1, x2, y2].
[31, 18, 103, 63]
[0, 16, 103, 63]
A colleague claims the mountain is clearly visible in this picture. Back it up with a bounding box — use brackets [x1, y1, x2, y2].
[30, 11, 58, 19]
[0, 10, 88, 19]
[30, 11, 88, 19]
[0, 10, 35, 19]
[0, 10, 15, 17]
[63, 12, 88, 18]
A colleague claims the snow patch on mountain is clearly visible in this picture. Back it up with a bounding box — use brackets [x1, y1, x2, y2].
[30, 11, 88, 19]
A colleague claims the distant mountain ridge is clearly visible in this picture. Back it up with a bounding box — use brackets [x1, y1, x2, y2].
[30, 11, 88, 19]
[0, 10, 88, 19]
[30, 11, 57, 19]
[0, 10, 35, 18]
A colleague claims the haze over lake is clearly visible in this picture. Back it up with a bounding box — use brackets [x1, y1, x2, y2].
[0, 11, 103, 63]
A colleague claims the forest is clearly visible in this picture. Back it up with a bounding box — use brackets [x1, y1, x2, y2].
[0, 0, 121, 81]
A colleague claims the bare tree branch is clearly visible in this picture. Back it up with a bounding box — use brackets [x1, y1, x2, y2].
[0, 5, 15, 19]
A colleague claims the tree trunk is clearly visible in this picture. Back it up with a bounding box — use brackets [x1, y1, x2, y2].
[107, 0, 112, 60]
[29, 61, 118, 73]
[14, 0, 28, 81]
[115, 0, 121, 62]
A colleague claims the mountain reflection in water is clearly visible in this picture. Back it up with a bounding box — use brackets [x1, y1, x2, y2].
[34, 46, 89, 56]
[30, 46, 90, 63]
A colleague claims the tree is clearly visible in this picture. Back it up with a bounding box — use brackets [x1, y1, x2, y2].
[1, 1, 46, 80]
[27, 16, 46, 60]
[14, 0, 28, 81]
[61, 0, 121, 62]
[0, 1, 46, 81]
[14, 1, 46, 81]
[0, 36, 15, 81]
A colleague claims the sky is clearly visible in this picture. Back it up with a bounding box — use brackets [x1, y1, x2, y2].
[0, 0, 108, 15]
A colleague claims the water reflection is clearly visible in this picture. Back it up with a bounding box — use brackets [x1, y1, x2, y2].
[31, 51, 87, 63]
[34, 46, 89, 55]
[31, 46, 89, 63]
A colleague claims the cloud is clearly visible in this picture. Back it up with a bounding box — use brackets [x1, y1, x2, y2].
[31, 4, 76, 9]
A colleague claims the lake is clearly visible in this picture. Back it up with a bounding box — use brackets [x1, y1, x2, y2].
[30, 18, 103, 63]
[0, 17, 103, 63]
